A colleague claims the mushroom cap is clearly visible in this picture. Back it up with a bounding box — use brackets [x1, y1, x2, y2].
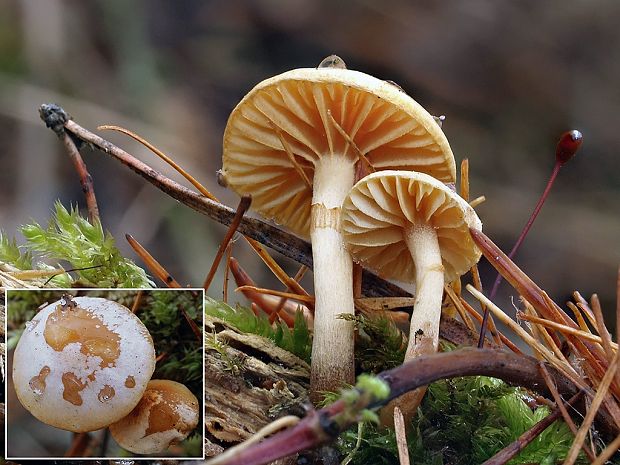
[341, 171, 482, 283]
[109, 379, 200, 455]
[221, 67, 456, 237]
[12, 296, 156, 432]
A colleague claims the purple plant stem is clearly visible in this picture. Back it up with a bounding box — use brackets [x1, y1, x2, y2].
[479, 130, 582, 348]
[478, 161, 561, 349]
[207, 349, 599, 465]
[488, 160, 562, 301]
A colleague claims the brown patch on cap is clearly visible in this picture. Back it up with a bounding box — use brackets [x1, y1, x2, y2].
[98, 385, 116, 402]
[125, 375, 136, 388]
[29, 365, 51, 395]
[44, 305, 121, 369]
[62, 372, 87, 406]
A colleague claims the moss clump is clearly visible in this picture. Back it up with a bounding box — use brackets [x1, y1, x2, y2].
[1, 201, 153, 287]
[204, 297, 312, 363]
[336, 376, 586, 465]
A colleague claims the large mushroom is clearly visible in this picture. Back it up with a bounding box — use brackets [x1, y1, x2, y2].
[341, 170, 481, 418]
[12, 295, 156, 432]
[221, 57, 456, 399]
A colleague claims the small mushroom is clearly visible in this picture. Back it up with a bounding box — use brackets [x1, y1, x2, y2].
[109, 379, 200, 454]
[341, 171, 481, 416]
[221, 57, 456, 399]
[12, 295, 156, 432]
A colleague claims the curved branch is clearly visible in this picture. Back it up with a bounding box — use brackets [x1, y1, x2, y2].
[208, 348, 616, 465]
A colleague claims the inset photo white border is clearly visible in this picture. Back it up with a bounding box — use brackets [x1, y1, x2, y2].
[5, 288, 205, 460]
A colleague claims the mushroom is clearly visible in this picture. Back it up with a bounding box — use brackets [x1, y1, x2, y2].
[221, 57, 456, 398]
[109, 379, 200, 455]
[12, 295, 156, 432]
[341, 171, 481, 416]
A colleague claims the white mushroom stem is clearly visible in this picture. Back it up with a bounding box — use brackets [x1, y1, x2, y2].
[381, 218, 444, 425]
[309, 156, 356, 400]
[404, 219, 444, 360]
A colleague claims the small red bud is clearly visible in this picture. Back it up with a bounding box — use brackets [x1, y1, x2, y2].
[555, 130, 583, 164]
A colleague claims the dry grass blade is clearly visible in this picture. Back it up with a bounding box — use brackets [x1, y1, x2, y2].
[517, 311, 615, 348]
[590, 294, 617, 364]
[563, 349, 620, 465]
[469, 195, 485, 207]
[520, 303, 573, 367]
[538, 362, 596, 462]
[203, 195, 252, 291]
[457, 294, 522, 354]
[466, 285, 586, 390]
[444, 284, 476, 333]
[125, 233, 181, 287]
[245, 238, 313, 308]
[567, 300, 593, 333]
[469, 228, 576, 326]
[235, 286, 315, 304]
[130, 290, 144, 314]
[98, 124, 218, 200]
[591, 433, 620, 465]
[394, 406, 411, 465]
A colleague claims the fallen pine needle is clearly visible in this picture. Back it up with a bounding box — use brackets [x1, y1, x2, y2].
[563, 348, 619, 465]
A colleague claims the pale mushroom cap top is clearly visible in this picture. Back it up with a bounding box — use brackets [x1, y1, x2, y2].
[222, 67, 456, 237]
[109, 379, 200, 455]
[12, 297, 156, 432]
[341, 171, 482, 283]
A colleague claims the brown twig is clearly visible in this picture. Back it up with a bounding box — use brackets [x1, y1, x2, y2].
[56, 113, 406, 299]
[180, 303, 203, 343]
[39, 104, 100, 222]
[64, 432, 91, 457]
[130, 290, 144, 314]
[480, 391, 584, 465]
[203, 195, 251, 291]
[97, 124, 218, 200]
[223, 243, 233, 303]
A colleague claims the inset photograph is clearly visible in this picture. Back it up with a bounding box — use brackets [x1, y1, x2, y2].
[6, 289, 204, 459]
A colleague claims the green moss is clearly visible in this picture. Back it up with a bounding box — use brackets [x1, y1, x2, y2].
[336, 376, 588, 465]
[204, 297, 311, 363]
[3, 201, 153, 287]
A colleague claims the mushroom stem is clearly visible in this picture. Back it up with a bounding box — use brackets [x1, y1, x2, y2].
[309, 156, 356, 401]
[381, 218, 444, 424]
[404, 219, 444, 359]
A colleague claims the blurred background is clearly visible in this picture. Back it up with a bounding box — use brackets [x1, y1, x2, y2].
[0, 1, 618, 324]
